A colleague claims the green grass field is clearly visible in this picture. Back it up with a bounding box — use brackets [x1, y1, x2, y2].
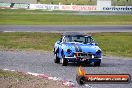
[0, 9, 132, 25]
[93, 33, 132, 57]
[0, 32, 60, 51]
[0, 32, 131, 57]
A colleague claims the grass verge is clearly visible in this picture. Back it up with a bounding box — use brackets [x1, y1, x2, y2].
[0, 32, 60, 51]
[0, 70, 67, 88]
[0, 69, 33, 81]
[0, 32, 132, 57]
[93, 32, 132, 57]
[0, 9, 132, 25]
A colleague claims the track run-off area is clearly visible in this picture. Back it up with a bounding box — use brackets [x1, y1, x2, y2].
[0, 51, 132, 88]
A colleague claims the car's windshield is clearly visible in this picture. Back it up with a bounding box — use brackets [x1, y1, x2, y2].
[64, 35, 94, 43]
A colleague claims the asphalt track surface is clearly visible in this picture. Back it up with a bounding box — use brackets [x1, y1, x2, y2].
[0, 25, 132, 32]
[0, 51, 132, 88]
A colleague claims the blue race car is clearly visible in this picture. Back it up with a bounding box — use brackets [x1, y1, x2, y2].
[53, 32, 102, 66]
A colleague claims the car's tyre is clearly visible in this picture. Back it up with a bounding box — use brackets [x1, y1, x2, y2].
[54, 54, 60, 63]
[94, 61, 101, 66]
[61, 50, 68, 66]
[62, 58, 68, 66]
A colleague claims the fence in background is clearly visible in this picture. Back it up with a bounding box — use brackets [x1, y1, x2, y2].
[0, 0, 37, 4]
[0, 2, 132, 11]
[0, 2, 29, 8]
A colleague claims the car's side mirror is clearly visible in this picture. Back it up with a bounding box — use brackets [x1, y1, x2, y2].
[59, 38, 62, 42]
[57, 39, 62, 44]
[57, 41, 61, 44]
[60, 39, 62, 42]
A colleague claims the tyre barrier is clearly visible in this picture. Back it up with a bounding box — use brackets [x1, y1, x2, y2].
[0, 2, 29, 9]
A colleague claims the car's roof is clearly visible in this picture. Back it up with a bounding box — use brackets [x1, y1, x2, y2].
[63, 32, 89, 36]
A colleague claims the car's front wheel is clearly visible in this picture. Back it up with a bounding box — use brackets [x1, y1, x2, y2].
[61, 50, 68, 66]
[94, 61, 101, 66]
[62, 58, 68, 66]
[54, 54, 60, 63]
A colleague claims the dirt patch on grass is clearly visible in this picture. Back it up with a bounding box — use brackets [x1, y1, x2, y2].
[0, 70, 67, 88]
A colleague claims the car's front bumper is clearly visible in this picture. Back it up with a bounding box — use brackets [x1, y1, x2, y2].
[65, 56, 101, 63]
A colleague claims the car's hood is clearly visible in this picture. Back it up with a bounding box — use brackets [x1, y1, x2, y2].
[63, 42, 101, 53]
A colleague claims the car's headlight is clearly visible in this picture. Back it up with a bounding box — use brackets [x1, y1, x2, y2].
[96, 50, 101, 55]
[92, 55, 94, 58]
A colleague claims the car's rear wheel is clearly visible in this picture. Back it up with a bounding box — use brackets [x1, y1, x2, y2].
[54, 54, 60, 63]
[94, 61, 101, 66]
[62, 58, 68, 66]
